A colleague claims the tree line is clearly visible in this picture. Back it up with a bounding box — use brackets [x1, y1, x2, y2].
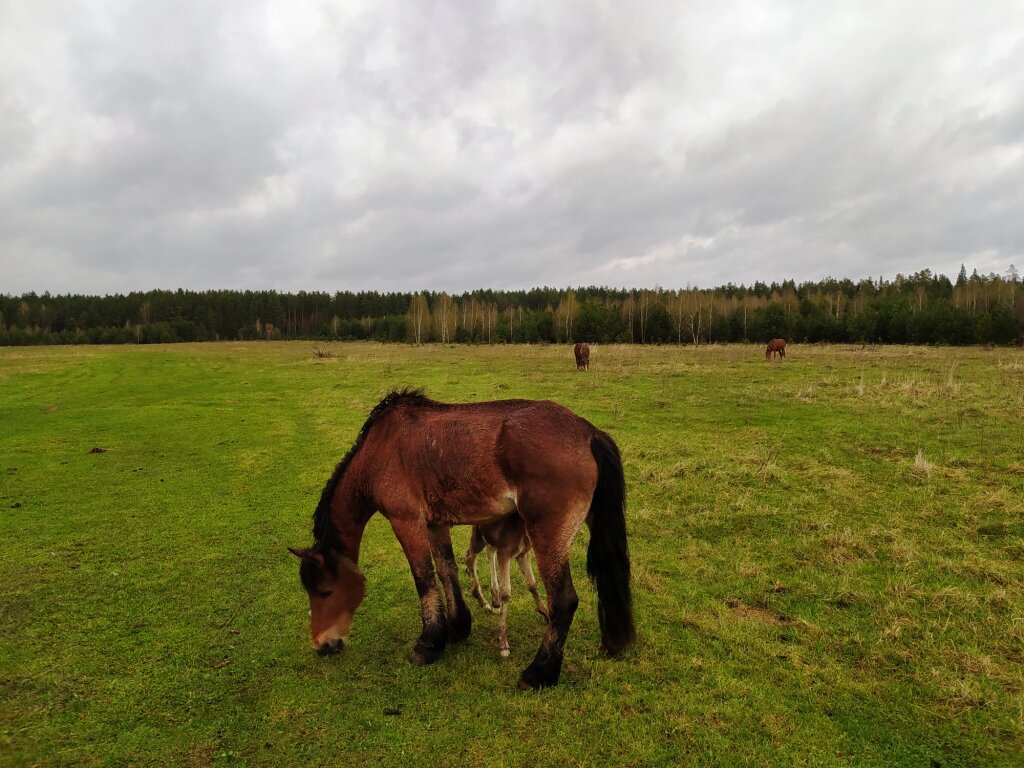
[1, 266, 1021, 347]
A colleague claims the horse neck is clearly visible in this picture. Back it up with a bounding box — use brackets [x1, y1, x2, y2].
[327, 466, 375, 562]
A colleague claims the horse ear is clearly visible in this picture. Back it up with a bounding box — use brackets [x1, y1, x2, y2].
[289, 547, 326, 567]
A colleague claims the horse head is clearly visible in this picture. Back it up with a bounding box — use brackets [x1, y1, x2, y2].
[288, 546, 366, 655]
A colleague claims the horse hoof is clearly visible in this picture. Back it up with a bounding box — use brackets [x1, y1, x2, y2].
[518, 657, 562, 690]
[500, 648, 511, 658]
[409, 650, 433, 666]
[599, 642, 623, 658]
[409, 644, 442, 666]
[517, 667, 556, 691]
[516, 676, 537, 692]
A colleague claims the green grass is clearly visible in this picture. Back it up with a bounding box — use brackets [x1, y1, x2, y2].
[1, 342, 1022, 767]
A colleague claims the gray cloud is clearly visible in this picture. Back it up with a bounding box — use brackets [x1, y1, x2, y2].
[1, 0, 1022, 295]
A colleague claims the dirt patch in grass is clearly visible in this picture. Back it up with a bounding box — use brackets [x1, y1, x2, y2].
[726, 598, 789, 627]
[184, 745, 215, 768]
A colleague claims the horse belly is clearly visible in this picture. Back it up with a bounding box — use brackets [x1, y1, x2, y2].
[423, 474, 518, 526]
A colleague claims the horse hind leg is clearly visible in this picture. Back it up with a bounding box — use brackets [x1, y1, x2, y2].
[517, 554, 578, 690]
[516, 499, 589, 690]
[517, 551, 549, 622]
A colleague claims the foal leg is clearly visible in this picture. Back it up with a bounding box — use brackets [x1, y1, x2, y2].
[488, 547, 502, 610]
[428, 524, 472, 643]
[465, 528, 490, 609]
[517, 552, 549, 621]
[497, 551, 513, 657]
[389, 518, 448, 665]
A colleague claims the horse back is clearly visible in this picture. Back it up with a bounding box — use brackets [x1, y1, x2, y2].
[362, 399, 597, 526]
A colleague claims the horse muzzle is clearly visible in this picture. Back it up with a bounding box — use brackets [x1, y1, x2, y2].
[316, 637, 345, 656]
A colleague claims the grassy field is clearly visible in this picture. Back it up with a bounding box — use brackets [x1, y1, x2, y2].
[1, 341, 1022, 767]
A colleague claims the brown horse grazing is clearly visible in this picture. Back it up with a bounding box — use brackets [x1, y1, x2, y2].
[765, 338, 787, 360]
[465, 515, 549, 657]
[574, 342, 591, 371]
[289, 389, 634, 690]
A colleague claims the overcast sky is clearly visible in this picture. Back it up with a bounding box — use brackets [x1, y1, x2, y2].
[1, 1, 1022, 296]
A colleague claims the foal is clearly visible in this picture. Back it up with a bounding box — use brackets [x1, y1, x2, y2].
[465, 515, 549, 657]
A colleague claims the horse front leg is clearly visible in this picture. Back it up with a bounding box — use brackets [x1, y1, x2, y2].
[427, 524, 472, 643]
[390, 518, 448, 666]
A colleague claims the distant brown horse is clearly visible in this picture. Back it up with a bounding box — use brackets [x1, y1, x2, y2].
[766, 338, 786, 360]
[289, 389, 634, 690]
[465, 515, 549, 657]
[574, 342, 591, 371]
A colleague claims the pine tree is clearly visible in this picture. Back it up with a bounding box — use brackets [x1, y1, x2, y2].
[957, 264, 968, 286]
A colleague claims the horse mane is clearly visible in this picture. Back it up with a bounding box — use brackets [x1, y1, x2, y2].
[311, 388, 432, 554]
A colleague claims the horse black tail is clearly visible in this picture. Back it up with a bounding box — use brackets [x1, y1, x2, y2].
[586, 429, 635, 656]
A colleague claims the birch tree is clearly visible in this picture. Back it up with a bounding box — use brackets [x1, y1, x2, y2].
[554, 291, 579, 342]
[407, 293, 429, 345]
[432, 292, 455, 344]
